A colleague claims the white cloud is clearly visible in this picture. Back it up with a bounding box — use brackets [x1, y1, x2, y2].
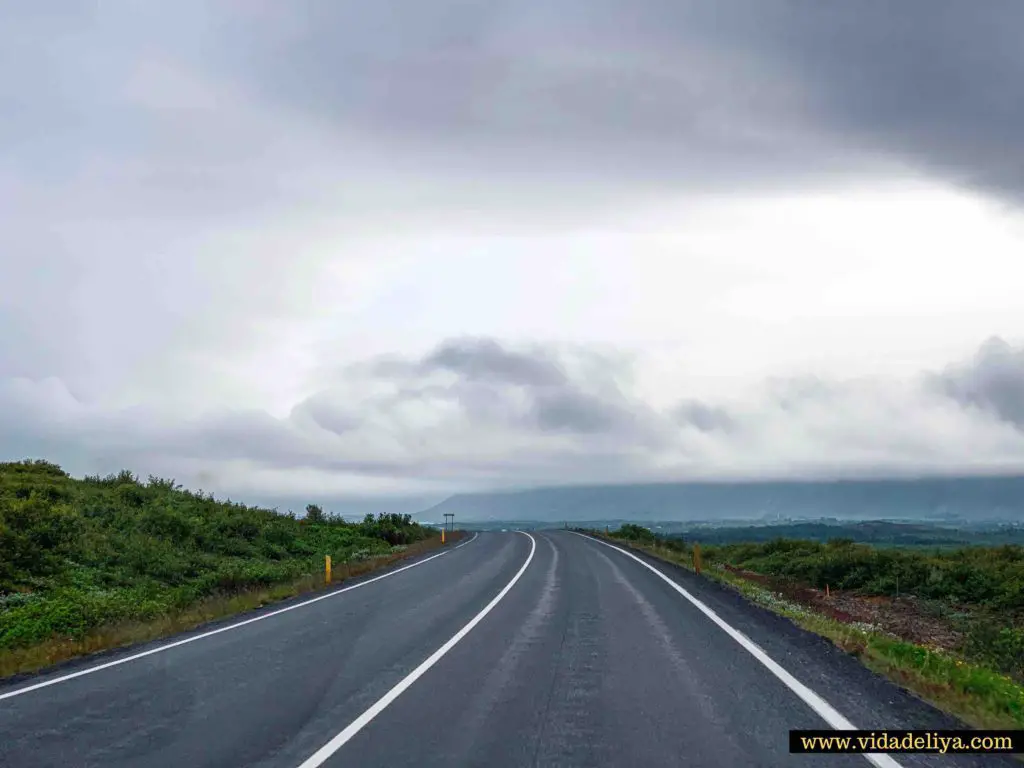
[4, 337, 1024, 509]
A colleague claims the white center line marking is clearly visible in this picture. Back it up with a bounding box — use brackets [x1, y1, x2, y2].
[0, 538, 475, 702]
[574, 533, 903, 768]
[295, 531, 536, 768]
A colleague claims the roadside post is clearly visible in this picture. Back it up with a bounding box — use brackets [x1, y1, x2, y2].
[325, 555, 332, 584]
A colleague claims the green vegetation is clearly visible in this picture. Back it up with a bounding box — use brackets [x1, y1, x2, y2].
[666, 520, 1024, 548]
[0, 459, 437, 667]
[696, 538, 1024, 610]
[696, 538, 1024, 683]
[604, 524, 1024, 729]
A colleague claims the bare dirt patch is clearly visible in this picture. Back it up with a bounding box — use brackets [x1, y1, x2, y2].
[720, 564, 965, 652]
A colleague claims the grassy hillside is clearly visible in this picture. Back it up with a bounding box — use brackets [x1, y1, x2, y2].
[0, 459, 436, 658]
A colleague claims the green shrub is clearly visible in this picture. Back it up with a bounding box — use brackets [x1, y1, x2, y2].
[610, 524, 657, 543]
[965, 619, 1024, 681]
[694, 538, 1023, 611]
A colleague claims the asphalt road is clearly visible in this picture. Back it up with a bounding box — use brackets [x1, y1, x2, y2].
[0, 531, 1014, 767]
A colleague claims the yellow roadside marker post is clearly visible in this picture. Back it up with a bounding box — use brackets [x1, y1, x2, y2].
[325, 555, 332, 584]
[442, 529, 446, 544]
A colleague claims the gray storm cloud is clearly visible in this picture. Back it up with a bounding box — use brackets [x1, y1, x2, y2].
[5, 2, 1023, 211]
[3, 3, 1024, 507]
[209, 1, 1024, 199]
[421, 338, 569, 387]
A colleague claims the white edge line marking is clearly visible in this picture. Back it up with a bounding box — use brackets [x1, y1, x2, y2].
[454, 532, 478, 549]
[573, 533, 903, 768]
[295, 531, 536, 768]
[0, 535, 479, 702]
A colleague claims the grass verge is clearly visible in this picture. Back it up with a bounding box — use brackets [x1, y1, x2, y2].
[0, 534, 458, 681]
[595, 534, 1024, 731]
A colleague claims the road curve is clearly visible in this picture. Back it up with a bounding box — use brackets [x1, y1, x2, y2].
[0, 531, 1013, 767]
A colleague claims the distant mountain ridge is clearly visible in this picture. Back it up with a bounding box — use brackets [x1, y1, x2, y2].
[417, 476, 1024, 524]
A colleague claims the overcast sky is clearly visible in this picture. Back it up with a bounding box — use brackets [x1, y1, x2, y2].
[3, 2, 1024, 512]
